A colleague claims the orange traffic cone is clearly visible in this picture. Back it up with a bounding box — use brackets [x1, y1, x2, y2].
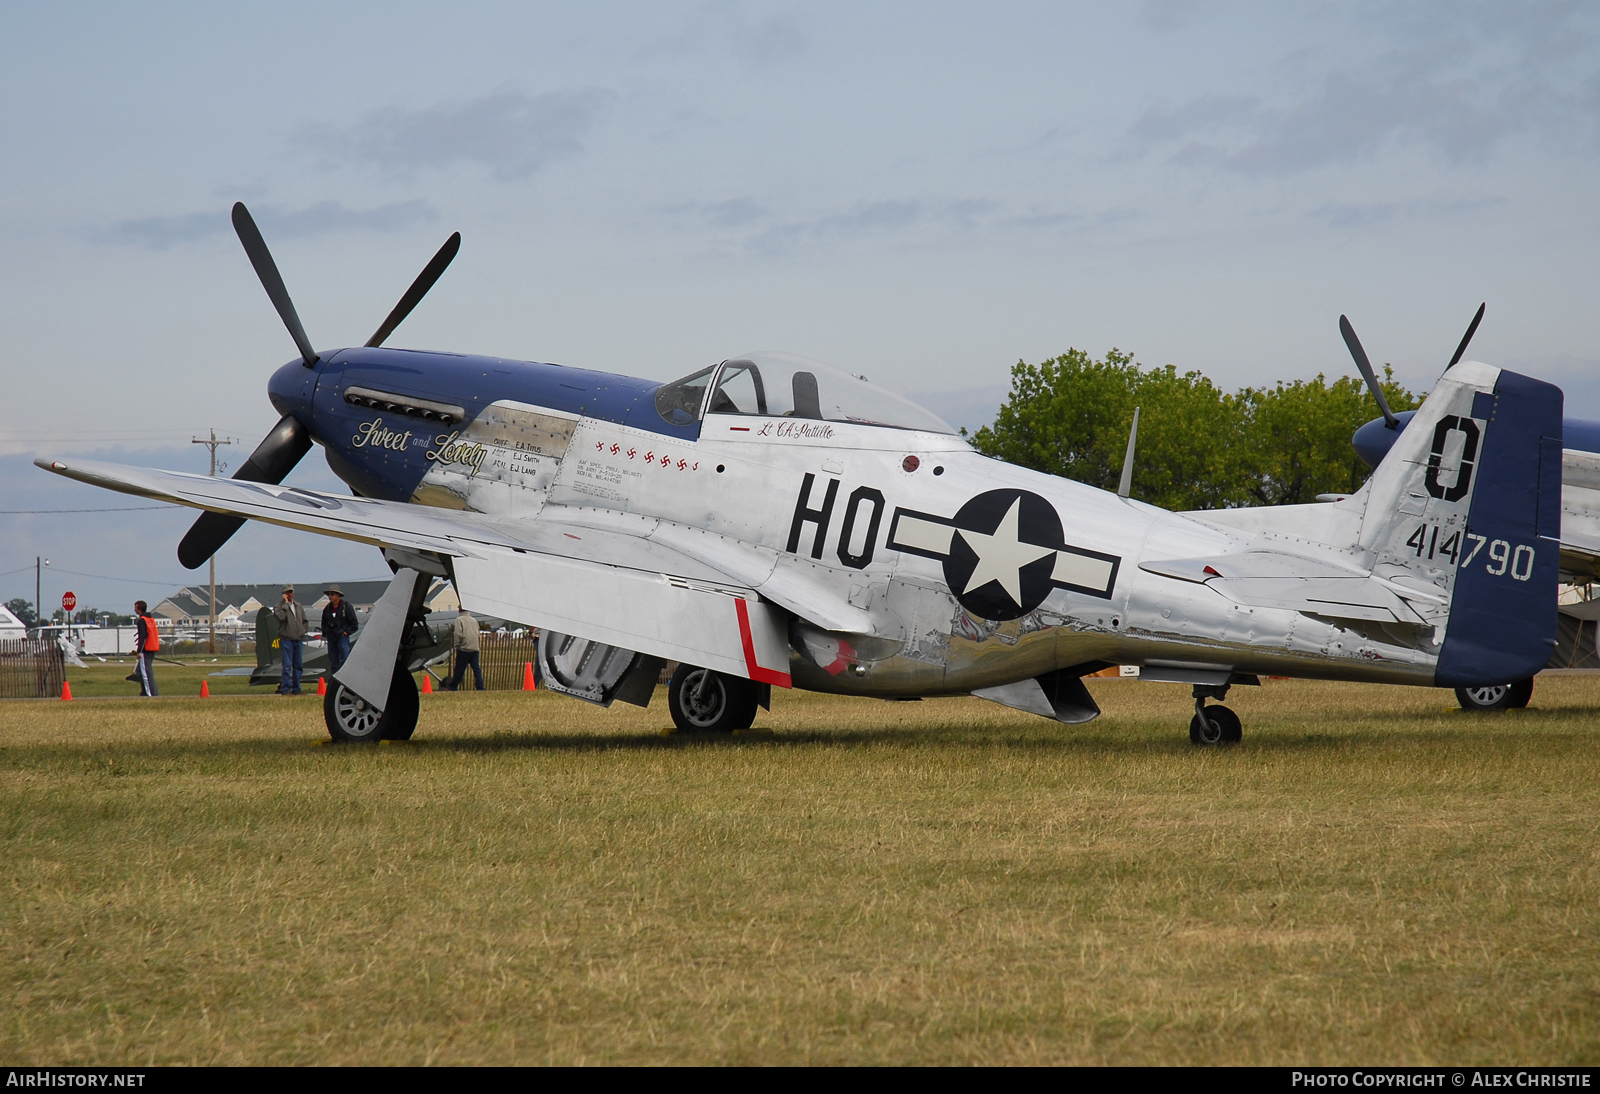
[61, 680, 72, 701]
[200, 680, 210, 698]
[422, 673, 433, 694]
[316, 676, 327, 696]
[523, 661, 536, 691]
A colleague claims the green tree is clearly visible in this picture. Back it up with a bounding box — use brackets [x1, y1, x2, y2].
[970, 350, 1419, 511]
[5, 598, 37, 627]
[1235, 368, 1419, 505]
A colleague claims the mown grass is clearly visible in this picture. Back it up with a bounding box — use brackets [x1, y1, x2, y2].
[61, 654, 264, 699]
[3, 674, 1599, 1065]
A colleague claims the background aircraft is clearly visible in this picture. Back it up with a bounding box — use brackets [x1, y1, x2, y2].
[1342, 306, 1600, 710]
[38, 206, 1564, 745]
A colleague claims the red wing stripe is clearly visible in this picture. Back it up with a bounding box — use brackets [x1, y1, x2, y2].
[735, 597, 792, 688]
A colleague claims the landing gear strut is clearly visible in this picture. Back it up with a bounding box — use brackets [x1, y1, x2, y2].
[321, 565, 435, 743]
[1190, 683, 1241, 745]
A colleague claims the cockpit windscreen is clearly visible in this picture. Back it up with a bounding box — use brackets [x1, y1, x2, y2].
[655, 351, 954, 434]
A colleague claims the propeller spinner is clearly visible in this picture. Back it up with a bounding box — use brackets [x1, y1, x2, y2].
[176, 204, 461, 569]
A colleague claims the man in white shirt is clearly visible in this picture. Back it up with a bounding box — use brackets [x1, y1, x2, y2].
[444, 612, 484, 691]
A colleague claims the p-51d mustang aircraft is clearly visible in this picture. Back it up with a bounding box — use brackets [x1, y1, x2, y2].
[39, 205, 1564, 744]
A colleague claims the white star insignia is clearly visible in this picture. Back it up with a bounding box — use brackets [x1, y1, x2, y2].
[956, 497, 1056, 607]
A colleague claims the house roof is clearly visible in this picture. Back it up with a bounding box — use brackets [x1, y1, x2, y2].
[154, 580, 399, 620]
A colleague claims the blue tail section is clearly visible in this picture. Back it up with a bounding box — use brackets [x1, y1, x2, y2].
[1434, 370, 1563, 687]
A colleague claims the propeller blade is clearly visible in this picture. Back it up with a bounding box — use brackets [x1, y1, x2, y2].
[176, 415, 312, 569]
[1447, 302, 1486, 370]
[366, 232, 461, 348]
[1340, 314, 1398, 429]
[232, 202, 317, 368]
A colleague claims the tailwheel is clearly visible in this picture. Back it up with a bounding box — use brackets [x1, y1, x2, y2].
[668, 664, 757, 734]
[324, 667, 419, 742]
[1190, 703, 1241, 746]
[1455, 677, 1534, 712]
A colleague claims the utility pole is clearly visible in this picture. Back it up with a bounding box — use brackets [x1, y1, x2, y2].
[192, 430, 232, 653]
[34, 556, 47, 637]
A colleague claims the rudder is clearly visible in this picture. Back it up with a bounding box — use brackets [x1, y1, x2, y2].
[1435, 370, 1562, 686]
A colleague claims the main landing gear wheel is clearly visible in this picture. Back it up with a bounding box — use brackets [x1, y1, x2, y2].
[668, 664, 758, 734]
[1188, 682, 1242, 746]
[1455, 678, 1534, 712]
[1190, 704, 1241, 745]
[324, 668, 420, 742]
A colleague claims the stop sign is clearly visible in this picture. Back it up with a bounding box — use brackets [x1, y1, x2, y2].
[61, 591, 76, 612]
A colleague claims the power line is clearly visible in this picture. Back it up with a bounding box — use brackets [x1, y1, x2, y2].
[18, 566, 181, 586]
[0, 506, 181, 514]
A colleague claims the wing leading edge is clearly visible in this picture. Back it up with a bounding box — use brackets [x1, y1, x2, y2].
[38, 457, 794, 685]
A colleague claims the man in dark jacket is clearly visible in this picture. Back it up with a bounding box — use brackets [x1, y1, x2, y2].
[273, 585, 309, 695]
[321, 584, 359, 674]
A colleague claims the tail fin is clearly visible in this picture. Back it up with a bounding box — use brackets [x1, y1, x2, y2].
[1357, 361, 1562, 687]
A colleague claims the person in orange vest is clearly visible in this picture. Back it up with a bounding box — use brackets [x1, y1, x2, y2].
[132, 599, 159, 697]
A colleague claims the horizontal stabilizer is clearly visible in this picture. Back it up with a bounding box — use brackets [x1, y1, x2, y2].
[1140, 550, 1439, 626]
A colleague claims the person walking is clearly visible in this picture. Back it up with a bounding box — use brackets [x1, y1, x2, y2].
[320, 584, 359, 675]
[274, 585, 309, 695]
[131, 600, 159, 697]
[444, 611, 484, 692]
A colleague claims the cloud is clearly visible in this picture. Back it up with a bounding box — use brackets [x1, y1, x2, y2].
[302, 89, 616, 181]
[668, 196, 1123, 255]
[93, 200, 438, 250]
[640, 6, 808, 66]
[665, 197, 770, 228]
[1122, 7, 1600, 176]
[731, 13, 806, 63]
[1139, 0, 1215, 33]
[1307, 195, 1503, 229]
[746, 199, 1003, 255]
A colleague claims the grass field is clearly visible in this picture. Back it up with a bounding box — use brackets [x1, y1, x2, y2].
[3, 666, 1599, 1065]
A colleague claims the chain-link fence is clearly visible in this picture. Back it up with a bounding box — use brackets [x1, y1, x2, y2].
[0, 639, 65, 699]
[447, 633, 539, 691]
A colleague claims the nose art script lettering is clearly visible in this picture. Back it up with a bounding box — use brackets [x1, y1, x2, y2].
[351, 418, 413, 452]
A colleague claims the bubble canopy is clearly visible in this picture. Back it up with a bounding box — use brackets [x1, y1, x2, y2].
[654, 351, 954, 434]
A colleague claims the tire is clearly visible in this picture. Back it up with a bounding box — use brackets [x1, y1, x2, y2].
[1190, 704, 1241, 745]
[1508, 677, 1534, 709]
[1454, 680, 1530, 712]
[324, 669, 419, 742]
[668, 664, 757, 734]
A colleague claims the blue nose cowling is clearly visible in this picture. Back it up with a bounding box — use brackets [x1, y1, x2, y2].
[267, 356, 320, 423]
[1352, 410, 1417, 469]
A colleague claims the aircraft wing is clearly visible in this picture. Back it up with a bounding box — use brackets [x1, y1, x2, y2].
[35, 457, 879, 683]
[1140, 550, 1442, 626]
[1559, 451, 1600, 578]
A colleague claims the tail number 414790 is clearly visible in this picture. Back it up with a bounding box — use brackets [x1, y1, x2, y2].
[1406, 525, 1536, 581]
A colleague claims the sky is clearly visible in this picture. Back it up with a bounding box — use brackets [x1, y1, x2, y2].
[3, 1, 1599, 616]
